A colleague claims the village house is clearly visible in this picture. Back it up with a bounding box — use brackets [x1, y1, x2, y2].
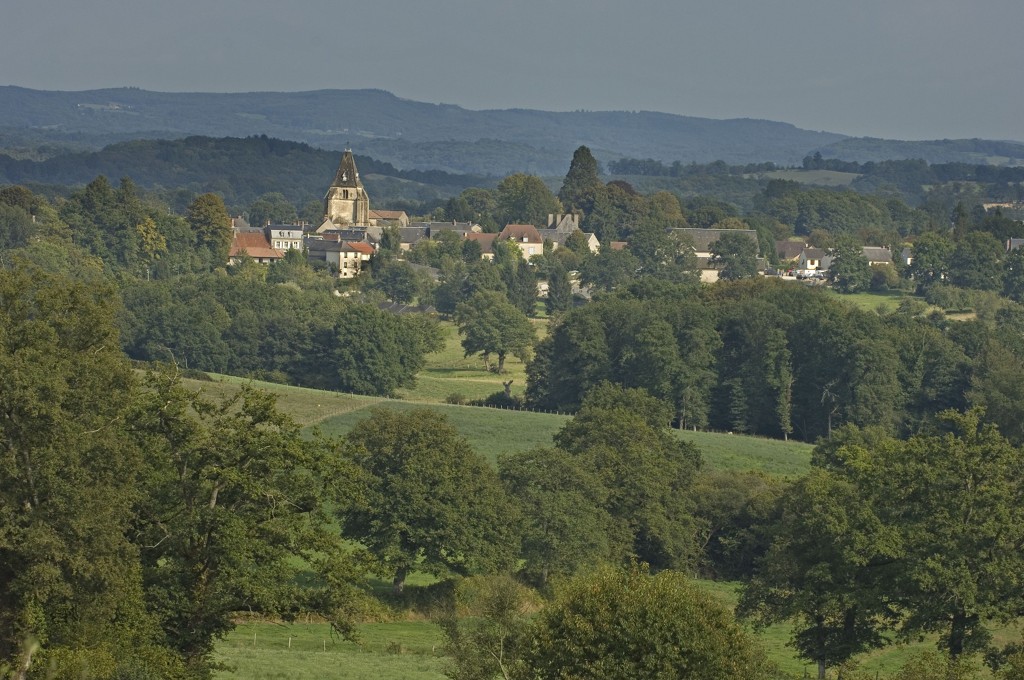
[305, 237, 375, 278]
[498, 224, 545, 260]
[228, 230, 284, 265]
[537, 213, 600, 253]
[672, 227, 762, 283]
[266, 225, 304, 251]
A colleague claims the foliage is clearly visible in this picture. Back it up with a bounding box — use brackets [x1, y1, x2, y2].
[517, 566, 777, 680]
[558, 145, 602, 215]
[495, 174, 561, 227]
[129, 371, 359, 673]
[437, 575, 536, 680]
[187, 193, 232, 268]
[739, 468, 897, 678]
[693, 470, 787, 580]
[544, 262, 572, 316]
[908, 232, 954, 292]
[247, 191, 297, 228]
[0, 265, 183, 677]
[553, 384, 703, 569]
[710, 230, 760, 280]
[340, 408, 520, 593]
[828, 238, 872, 293]
[455, 290, 535, 373]
[120, 274, 441, 396]
[498, 448, 613, 587]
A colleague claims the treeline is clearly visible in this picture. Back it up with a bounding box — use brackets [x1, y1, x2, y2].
[0, 135, 490, 212]
[120, 266, 441, 396]
[528, 278, 1024, 444]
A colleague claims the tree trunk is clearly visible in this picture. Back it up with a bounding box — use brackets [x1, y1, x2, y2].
[392, 565, 409, 595]
[948, 611, 971, 658]
[817, 659, 826, 680]
[497, 351, 506, 373]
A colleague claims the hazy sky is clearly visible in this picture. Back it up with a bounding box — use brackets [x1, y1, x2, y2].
[2, 0, 1022, 141]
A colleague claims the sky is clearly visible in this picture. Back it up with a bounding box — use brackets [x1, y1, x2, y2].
[2, 0, 1023, 142]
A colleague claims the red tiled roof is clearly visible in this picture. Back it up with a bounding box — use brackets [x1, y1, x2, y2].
[346, 241, 375, 255]
[229, 231, 283, 259]
[609, 241, 628, 251]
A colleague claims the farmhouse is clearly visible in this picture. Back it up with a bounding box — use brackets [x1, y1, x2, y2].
[672, 227, 762, 282]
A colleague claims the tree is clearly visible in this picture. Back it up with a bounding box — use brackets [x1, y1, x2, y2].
[828, 238, 872, 293]
[908, 232, 954, 292]
[554, 384, 703, 569]
[518, 566, 776, 680]
[330, 304, 442, 395]
[496, 174, 562, 227]
[247, 191, 296, 228]
[544, 263, 572, 316]
[186, 193, 232, 268]
[579, 246, 638, 292]
[0, 203, 36, 249]
[1003, 248, 1024, 302]
[558, 145, 603, 215]
[739, 468, 896, 679]
[340, 409, 519, 593]
[438, 575, 536, 680]
[878, 411, 1024, 657]
[709, 230, 759, 280]
[129, 372, 356, 672]
[455, 290, 535, 373]
[816, 412, 1024, 659]
[498, 448, 612, 587]
[0, 265, 182, 677]
[948, 231, 1005, 291]
[693, 470, 786, 580]
[367, 259, 422, 304]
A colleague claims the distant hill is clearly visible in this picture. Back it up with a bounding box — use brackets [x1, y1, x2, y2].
[2, 87, 1022, 177]
[0, 87, 846, 174]
[813, 137, 1024, 165]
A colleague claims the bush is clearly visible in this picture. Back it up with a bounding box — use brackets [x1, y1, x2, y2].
[445, 393, 467, 405]
[870, 263, 901, 291]
[518, 566, 777, 680]
[472, 391, 524, 409]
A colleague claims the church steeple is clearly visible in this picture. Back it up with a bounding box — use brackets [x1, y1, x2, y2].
[331, 148, 363, 188]
[324, 149, 370, 226]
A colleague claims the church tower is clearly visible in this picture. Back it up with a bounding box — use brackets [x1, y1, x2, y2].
[324, 149, 370, 226]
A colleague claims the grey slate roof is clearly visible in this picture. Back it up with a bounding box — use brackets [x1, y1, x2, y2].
[671, 228, 759, 253]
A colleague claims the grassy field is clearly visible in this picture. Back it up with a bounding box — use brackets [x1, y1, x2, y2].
[216, 581, 1016, 679]
[394, 318, 545, 404]
[314, 402, 568, 464]
[825, 288, 910, 314]
[216, 621, 446, 680]
[182, 376, 812, 475]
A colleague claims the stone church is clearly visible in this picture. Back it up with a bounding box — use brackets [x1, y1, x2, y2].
[323, 149, 370, 227]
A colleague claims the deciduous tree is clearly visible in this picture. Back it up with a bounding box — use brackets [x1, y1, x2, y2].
[340, 409, 519, 593]
[519, 566, 776, 680]
[455, 290, 535, 373]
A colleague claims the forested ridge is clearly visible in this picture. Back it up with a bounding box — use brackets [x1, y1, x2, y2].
[5, 142, 1024, 678]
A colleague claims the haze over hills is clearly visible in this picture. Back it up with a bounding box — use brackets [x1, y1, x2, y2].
[2, 87, 1024, 176]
